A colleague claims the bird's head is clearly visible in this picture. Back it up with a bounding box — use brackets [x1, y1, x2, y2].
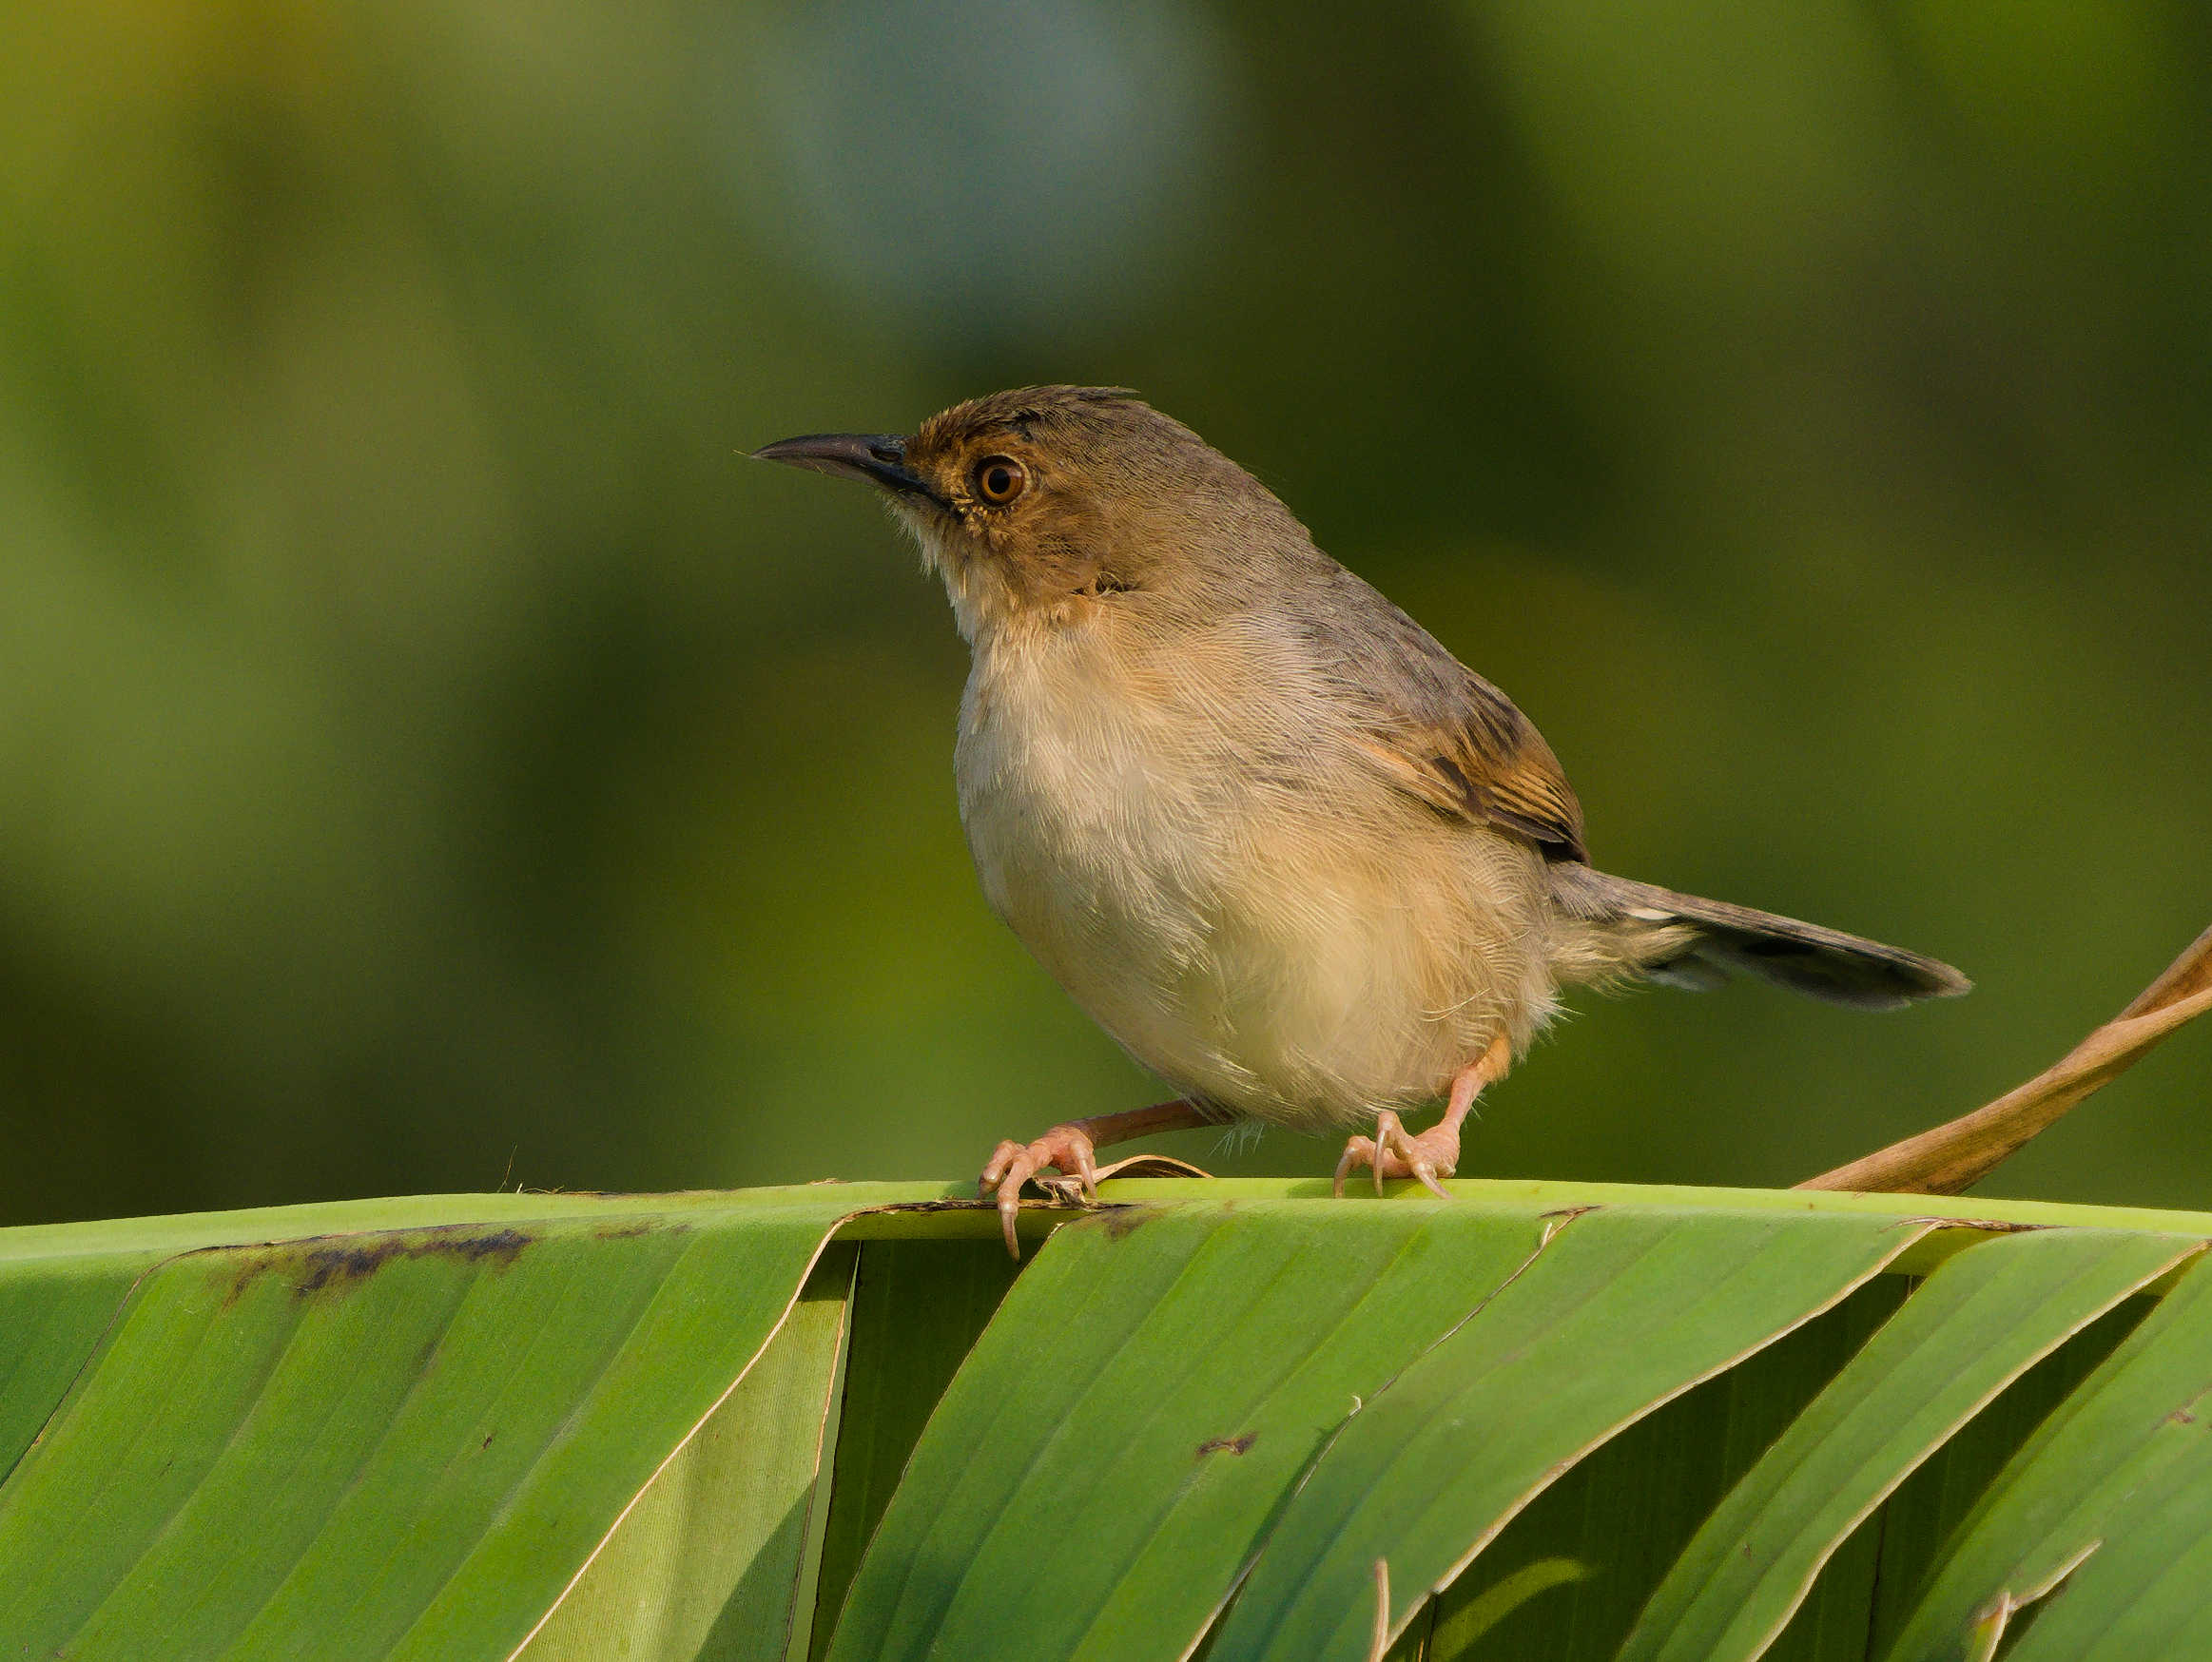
[754, 385, 1303, 642]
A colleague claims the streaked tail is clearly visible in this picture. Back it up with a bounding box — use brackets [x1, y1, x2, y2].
[1550, 866, 1970, 1011]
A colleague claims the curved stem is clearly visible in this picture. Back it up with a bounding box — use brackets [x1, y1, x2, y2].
[1797, 922, 2212, 1196]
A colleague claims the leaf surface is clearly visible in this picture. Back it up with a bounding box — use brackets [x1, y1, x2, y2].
[523, 1247, 857, 1661]
[825, 1199, 1566, 1662]
[0, 1189, 949, 1659]
[1883, 1250, 2212, 1662]
[1413, 1275, 1909, 1661]
[1621, 1227, 2198, 1662]
[807, 1240, 1023, 1659]
[1211, 1206, 1930, 1661]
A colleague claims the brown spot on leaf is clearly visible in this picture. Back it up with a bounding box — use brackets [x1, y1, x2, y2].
[1197, 1434, 1255, 1458]
[1926, 1218, 2046, 1235]
[293, 1227, 533, 1295]
[1100, 1206, 1156, 1241]
[207, 1224, 538, 1304]
[2172, 1408, 2197, 1424]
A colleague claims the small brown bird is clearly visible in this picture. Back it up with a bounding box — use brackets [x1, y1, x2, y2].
[756, 386, 1968, 1251]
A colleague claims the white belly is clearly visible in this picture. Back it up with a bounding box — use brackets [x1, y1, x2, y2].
[953, 622, 1554, 1130]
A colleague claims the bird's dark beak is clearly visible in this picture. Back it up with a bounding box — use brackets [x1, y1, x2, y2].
[751, 432, 936, 500]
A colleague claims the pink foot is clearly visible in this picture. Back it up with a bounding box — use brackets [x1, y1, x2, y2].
[980, 1124, 1099, 1258]
[1333, 1111, 1459, 1201]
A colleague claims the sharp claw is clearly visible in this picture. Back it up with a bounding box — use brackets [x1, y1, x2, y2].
[997, 1164, 1028, 1260]
[1333, 1138, 1368, 1198]
[1337, 1092, 1471, 1205]
[981, 1127, 1110, 1258]
[1372, 1111, 1401, 1197]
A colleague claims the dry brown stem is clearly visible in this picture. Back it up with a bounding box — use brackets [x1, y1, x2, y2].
[1797, 922, 2212, 1196]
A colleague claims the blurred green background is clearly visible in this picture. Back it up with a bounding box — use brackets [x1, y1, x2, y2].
[3, 0, 2207, 1228]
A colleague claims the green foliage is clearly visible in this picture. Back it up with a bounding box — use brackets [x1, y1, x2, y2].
[0, 1184, 960, 1659]
[8, 1179, 2212, 1659]
[1620, 1227, 2193, 1661]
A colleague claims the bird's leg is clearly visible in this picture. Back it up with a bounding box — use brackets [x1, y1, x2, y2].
[980, 1098, 1215, 1257]
[1334, 1034, 1512, 1200]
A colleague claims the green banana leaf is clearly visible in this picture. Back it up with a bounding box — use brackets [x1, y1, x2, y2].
[7, 1177, 2212, 1660]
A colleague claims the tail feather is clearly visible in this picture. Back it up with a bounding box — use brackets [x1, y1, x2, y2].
[1550, 867, 1970, 1011]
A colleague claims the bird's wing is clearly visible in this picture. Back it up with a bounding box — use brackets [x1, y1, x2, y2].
[1349, 670, 1589, 862]
[1291, 562, 1589, 861]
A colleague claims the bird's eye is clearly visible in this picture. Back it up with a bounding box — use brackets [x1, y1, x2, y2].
[972, 455, 1027, 506]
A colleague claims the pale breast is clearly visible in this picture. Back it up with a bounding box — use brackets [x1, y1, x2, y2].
[952, 611, 1559, 1129]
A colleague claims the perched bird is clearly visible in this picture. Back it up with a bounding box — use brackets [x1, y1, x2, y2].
[756, 386, 1968, 1252]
